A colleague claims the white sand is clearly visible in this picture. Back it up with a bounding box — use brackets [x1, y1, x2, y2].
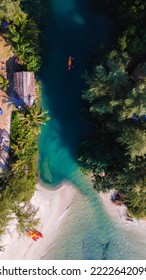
[2, 184, 146, 260]
[0, 181, 78, 260]
[99, 191, 146, 238]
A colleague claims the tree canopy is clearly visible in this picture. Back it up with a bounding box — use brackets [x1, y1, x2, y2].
[0, 0, 23, 23]
[78, 0, 146, 218]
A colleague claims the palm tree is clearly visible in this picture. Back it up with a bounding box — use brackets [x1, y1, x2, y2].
[19, 106, 50, 128]
[0, 0, 23, 22]
[6, 25, 20, 42]
[6, 13, 41, 71]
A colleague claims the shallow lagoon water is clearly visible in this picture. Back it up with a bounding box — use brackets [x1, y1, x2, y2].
[39, 0, 146, 259]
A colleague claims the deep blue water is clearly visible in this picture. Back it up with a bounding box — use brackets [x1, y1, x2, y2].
[38, 0, 146, 259]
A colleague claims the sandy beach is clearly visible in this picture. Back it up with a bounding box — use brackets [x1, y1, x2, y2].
[100, 191, 146, 239]
[0, 181, 78, 260]
[1, 184, 146, 260]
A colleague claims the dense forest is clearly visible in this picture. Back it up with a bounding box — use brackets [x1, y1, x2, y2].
[0, 0, 49, 239]
[79, 0, 146, 218]
[0, 0, 44, 72]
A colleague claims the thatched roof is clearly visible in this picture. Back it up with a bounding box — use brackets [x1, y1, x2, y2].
[14, 71, 35, 106]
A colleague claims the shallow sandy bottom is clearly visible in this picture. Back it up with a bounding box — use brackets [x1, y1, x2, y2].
[1, 185, 146, 260]
[0, 181, 78, 260]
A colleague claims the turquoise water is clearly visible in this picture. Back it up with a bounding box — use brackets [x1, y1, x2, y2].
[39, 0, 146, 259]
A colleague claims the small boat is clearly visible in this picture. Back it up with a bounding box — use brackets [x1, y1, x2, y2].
[67, 56, 73, 71]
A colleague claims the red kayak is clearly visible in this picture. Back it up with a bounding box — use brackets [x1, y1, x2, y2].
[68, 56, 72, 71]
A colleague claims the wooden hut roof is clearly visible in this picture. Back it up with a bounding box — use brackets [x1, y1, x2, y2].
[14, 71, 35, 106]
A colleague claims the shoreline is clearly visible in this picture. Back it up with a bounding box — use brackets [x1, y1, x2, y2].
[2, 183, 146, 260]
[99, 191, 146, 239]
[0, 181, 78, 260]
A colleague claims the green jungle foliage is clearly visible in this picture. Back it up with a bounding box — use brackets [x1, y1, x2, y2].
[21, 0, 44, 20]
[79, 1, 146, 218]
[5, 14, 41, 72]
[0, 0, 42, 72]
[104, 0, 146, 55]
[0, 1, 47, 240]
[0, 74, 9, 91]
[0, 0, 23, 23]
[0, 105, 49, 236]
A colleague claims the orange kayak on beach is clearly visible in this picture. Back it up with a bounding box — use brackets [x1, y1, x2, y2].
[25, 228, 43, 241]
